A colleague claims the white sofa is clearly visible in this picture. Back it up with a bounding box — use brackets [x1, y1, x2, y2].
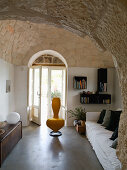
[86, 112, 121, 170]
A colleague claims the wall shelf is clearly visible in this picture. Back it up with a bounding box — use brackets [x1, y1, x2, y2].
[73, 76, 87, 89]
[80, 93, 111, 104]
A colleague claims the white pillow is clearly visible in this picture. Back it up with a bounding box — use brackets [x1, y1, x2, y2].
[7, 112, 20, 124]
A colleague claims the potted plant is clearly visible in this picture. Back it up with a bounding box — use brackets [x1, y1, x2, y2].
[68, 107, 86, 126]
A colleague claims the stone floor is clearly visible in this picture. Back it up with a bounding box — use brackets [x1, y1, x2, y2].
[1, 123, 103, 170]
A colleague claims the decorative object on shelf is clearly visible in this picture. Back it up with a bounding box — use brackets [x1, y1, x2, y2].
[83, 91, 92, 94]
[7, 112, 20, 124]
[68, 106, 86, 121]
[73, 76, 87, 89]
[98, 68, 107, 92]
[80, 93, 111, 104]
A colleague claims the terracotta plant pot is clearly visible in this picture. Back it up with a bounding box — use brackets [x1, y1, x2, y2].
[81, 120, 85, 127]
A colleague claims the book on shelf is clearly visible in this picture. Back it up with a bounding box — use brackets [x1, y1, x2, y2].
[73, 77, 87, 89]
[103, 99, 110, 104]
[81, 97, 89, 104]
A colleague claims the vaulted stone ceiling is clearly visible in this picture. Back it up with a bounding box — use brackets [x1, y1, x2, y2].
[0, 0, 126, 68]
[0, 0, 126, 65]
[0, 20, 113, 67]
[0, 0, 126, 64]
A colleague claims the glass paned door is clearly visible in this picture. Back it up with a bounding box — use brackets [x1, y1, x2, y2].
[41, 67, 48, 123]
[29, 66, 66, 126]
[29, 66, 42, 125]
[50, 67, 66, 119]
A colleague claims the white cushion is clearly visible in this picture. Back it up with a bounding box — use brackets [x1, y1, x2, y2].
[7, 112, 20, 124]
[86, 121, 121, 170]
[86, 112, 100, 122]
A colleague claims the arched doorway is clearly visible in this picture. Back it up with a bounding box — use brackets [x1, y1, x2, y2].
[28, 50, 68, 126]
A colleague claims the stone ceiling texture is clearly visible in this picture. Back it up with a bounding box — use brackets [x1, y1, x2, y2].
[0, 20, 113, 67]
[0, 0, 127, 168]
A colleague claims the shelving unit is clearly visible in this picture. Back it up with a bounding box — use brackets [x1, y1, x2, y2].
[74, 69, 111, 104]
[80, 93, 111, 104]
[73, 76, 87, 89]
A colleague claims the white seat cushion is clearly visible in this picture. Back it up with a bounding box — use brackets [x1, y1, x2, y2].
[86, 112, 100, 122]
[86, 121, 121, 170]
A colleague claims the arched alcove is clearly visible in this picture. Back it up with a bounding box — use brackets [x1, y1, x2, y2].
[28, 49, 68, 126]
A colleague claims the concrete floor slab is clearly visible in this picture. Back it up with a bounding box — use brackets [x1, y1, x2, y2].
[1, 123, 103, 170]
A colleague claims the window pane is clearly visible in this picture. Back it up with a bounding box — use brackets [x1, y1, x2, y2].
[29, 68, 33, 106]
[33, 68, 40, 106]
[51, 70, 62, 100]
